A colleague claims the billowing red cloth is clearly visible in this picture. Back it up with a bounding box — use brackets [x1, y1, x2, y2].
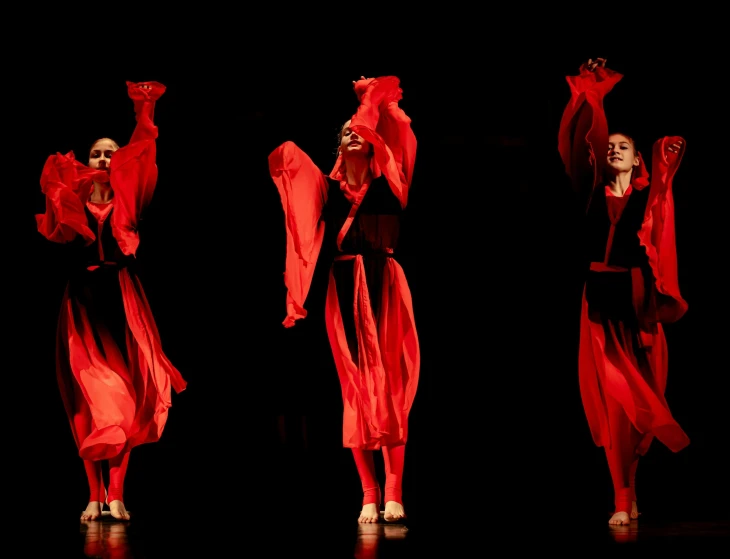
[269, 76, 419, 449]
[559, 65, 689, 454]
[268, 143, 328, 327]
[639, 136, 688, 323]
[36, 81, 186, 461]
[329, 75, 416, 209]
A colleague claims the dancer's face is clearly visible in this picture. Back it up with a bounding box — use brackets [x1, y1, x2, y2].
[89, 139, 119, 171]
[606, 134, 639, 175]
[339, 120, 372, 158]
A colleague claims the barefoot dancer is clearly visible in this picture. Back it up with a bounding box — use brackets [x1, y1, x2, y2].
[36, 81, 186, 521]
[557, 57, 690, 525]
[269, 75, 419, 523]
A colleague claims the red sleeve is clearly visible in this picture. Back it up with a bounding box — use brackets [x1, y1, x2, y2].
[127, 81, 166, 145]
[639, 136, 688, 323]
[269, 141, 329, 328]
[109, 81, 166, 256]
[35, 151, 102, 244]
[558, 64, 623, 197]
[348, 76, 416, 208]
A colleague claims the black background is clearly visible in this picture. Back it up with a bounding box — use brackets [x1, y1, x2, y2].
[5, 20, 727, 553]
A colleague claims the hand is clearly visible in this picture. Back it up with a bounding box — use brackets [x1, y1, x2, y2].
[127, 81, 166, 101]
[666, 138, 685, 162]
[352, 75, 372, 86]
[667, 139, 683, 154]
[584, 58, 607, 72]
[352, 76, 375, 101]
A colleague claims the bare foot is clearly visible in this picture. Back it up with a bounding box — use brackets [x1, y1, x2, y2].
[383, 501, 406, 522]
[358, 503, 379, 523]
[608, 511, 630, 525]
[81, 501, 103, 521]
[630, 500, 640, 520]
[109, 500, 131, 521]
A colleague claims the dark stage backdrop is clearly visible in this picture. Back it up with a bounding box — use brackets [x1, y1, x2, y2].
[6, 41, 727, 529]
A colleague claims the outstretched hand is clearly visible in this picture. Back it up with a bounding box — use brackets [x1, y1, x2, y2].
[352, 75, 375, 101]
[127, 81, 166, 101]
[353, 75, 373, 86]
[667, 139, 684, 154]
[666, 138, 685, 163]
[584, 58, 607, 72]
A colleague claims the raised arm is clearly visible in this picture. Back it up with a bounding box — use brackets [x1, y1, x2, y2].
[348, 76, 416, 208]
[109, 81, 166, 256]
[557, 58, 623, 199]
[269, 141, 329, 327]
[127, 81, 166, 144]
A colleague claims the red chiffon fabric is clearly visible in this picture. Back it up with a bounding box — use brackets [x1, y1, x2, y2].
[37, 81, 186, 462]
[559, 64, 689, 454]
[269, 76, 419, 450]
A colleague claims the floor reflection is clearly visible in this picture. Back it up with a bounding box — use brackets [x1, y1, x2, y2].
[354, 522, 409, 558]
[80, 517, 132, 559]
[66, 508, 728, 557]
[608, 520, 639, 543]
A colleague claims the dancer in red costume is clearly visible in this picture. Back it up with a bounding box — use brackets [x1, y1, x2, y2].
[269, 75, 419, 524]
[36, 81, 186, 521]
[558, 58, 689, 525]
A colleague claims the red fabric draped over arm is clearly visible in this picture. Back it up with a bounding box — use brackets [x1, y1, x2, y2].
[333, 76, 416, 209]
[558, 65, 623, 199]
[269, 141, 328, 327]
[639, 136, 688, 323]
[109, 81, 166, 257]
[35, 152, 105, 244]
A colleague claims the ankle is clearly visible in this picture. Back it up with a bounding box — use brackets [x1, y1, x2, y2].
[362, 486, 381, 507]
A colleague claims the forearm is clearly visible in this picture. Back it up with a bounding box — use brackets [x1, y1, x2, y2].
[127, 81, 166, 144]
[558, 65, 623, 193]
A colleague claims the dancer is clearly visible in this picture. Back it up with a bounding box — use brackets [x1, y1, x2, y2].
[558, 57, 689, 525]
[36, 80, 186, 521]
[269, 75, 419, 523]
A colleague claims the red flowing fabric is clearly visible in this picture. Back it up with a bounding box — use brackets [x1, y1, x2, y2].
[268, 143, 328, 327]
[269, 76, 419, 449]
[37, 81, 186, 462]
[639, 136, 688, 324]
[36, 154, 102, 245]
[325, 254, 419, 448]
[558, 64, 689, 454]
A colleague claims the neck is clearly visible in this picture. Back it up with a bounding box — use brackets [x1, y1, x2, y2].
[90, 181, 113, 203]
[607, 172, 633, 197]
[343, 156, 372, 187]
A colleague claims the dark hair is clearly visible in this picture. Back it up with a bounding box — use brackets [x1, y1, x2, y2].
[333, 124, 343, 156]
[334, 120, 374, 159]
[89, 138, 120, 153]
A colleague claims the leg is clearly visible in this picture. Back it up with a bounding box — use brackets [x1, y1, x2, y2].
[74, 408, 107, 521]
[82, 460, 106, 503]
[382, 444, 406, 522]
[80, 460, 106, 521]
[629, 457, 640, 519]
[107, 449, 131, 520]
[605, 396, 642, 525]
[352, 448, 380, 523]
